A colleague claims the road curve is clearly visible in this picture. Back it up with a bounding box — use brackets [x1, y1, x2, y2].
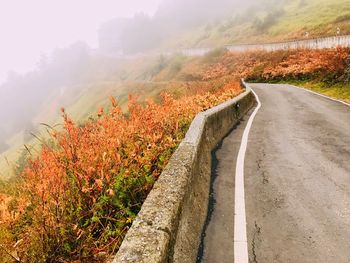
[198, 84, 350, 263]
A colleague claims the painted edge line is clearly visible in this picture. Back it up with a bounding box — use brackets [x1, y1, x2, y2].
[234, 86, 261, 263]
[293, 85, 350, 107]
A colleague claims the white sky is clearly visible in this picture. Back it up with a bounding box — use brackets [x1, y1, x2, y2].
[0, 0, 163, 85]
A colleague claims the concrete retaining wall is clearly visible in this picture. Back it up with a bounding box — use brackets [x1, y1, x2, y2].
[182, 35, 350, 56]
[112, 82, 255, 263]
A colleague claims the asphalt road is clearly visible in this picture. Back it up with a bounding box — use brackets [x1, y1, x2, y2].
[198, 84, 350, 263]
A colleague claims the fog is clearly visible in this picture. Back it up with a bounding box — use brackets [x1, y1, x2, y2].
[0, 0, 262, 84]
[0, 0, 163, 85]
[0, 0, 275, 155]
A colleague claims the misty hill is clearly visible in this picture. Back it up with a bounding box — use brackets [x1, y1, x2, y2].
[98, 0, 255, 54]
[99, 0, 350, 54]
[175, 0, 350, 47]
[0, 43, 89, 151]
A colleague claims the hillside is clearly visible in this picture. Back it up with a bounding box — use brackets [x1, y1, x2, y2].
[161, 0, 350, 49]
[0, 54, 185, 178]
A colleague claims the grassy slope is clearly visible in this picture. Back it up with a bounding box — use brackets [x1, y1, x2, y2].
[0, 54, 197, 178]
[279, 80, 350, 103]
[162, 0, 350, 49]
[0, 56, 167, 178]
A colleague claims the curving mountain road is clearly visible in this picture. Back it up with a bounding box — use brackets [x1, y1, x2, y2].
[198, 84, 350, 263]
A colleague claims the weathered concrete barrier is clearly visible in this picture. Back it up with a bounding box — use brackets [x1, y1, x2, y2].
[226, 35, 350, 52]
[112, 81, 255, 263]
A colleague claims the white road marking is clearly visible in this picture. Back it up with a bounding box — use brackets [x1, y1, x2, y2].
[234, 86, 261, 263]
[292, 85, 350, 107]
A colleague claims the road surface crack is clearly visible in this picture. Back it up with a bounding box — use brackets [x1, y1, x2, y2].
[257, 149, 268, 185]
[262, 171, 269, 184]
[251, 221, 261, 263]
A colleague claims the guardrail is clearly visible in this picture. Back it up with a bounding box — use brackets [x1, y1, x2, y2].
[112, 81, 255, 262]
[181, 35, 350, 56]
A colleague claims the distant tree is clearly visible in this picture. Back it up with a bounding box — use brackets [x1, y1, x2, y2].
[121, 13, 159, 54]
[37, 54, 48, 71]
[0, 140, 8, 152]
[253, 8, 285, 32]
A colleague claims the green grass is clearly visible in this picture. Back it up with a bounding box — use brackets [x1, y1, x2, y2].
[269, 0, 350, 37]
[278, 80, 350, 103]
